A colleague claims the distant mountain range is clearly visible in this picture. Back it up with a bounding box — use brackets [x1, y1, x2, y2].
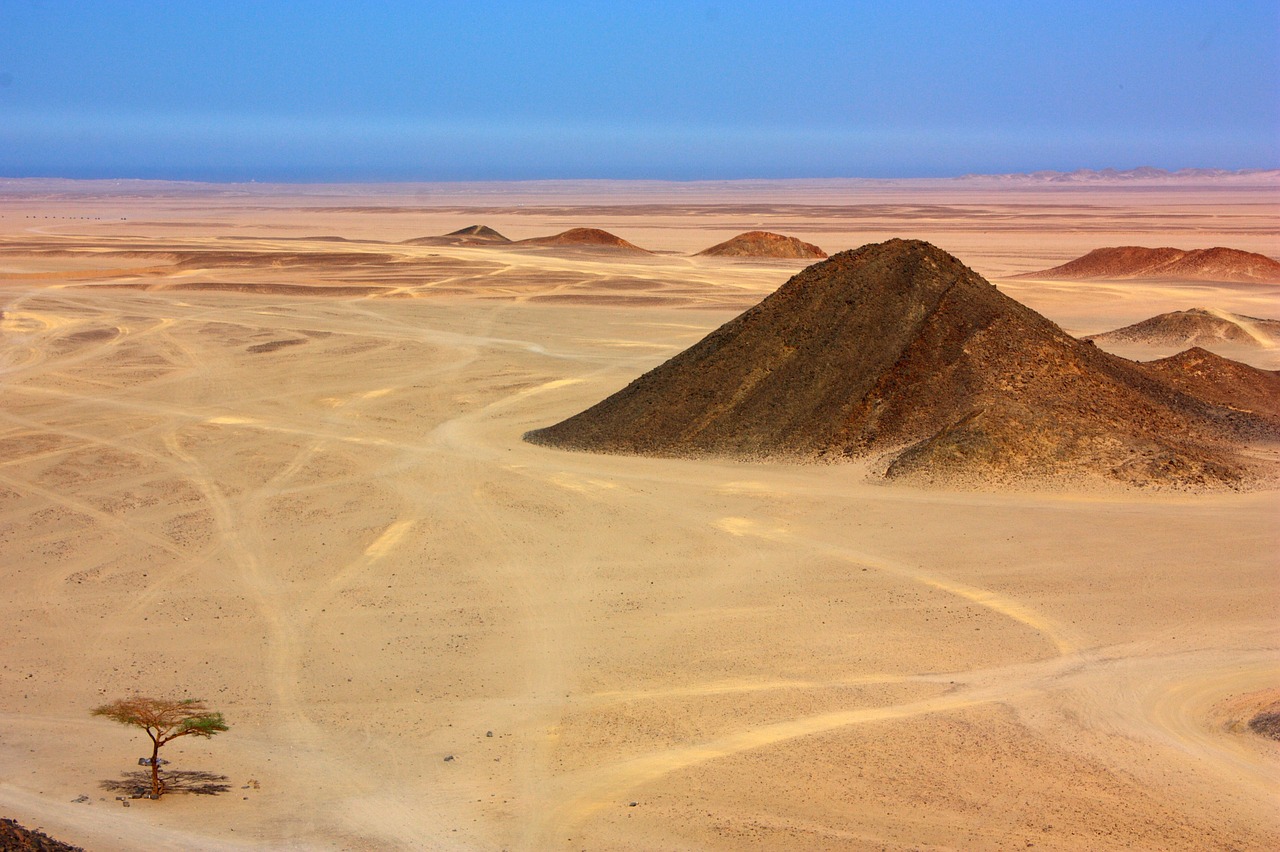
[961, 167, 1280, 183]
[2, 169, 1277, 197]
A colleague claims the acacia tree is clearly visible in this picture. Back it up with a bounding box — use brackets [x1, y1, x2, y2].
[91, 697, 228, 798]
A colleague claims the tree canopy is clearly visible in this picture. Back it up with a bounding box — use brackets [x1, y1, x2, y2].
[92, 696, 228, 797]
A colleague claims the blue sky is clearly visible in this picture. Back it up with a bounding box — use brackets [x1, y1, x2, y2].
[1, 1, 1276, 181]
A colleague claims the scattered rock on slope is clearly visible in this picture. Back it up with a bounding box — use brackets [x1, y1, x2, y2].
[525, 239, 1279, 489]
[697, 231, 827, 259]
[1138, 348, 1280, 431]
[1018, 246, 1280, 283]
[0, 817, 86, 852]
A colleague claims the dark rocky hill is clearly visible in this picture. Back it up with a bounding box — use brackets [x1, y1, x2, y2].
[526, 239, 1279, 489]
[1139, 348, 1280, 430]
[444, 224, 510, 242]
[401, 225, 511, 247]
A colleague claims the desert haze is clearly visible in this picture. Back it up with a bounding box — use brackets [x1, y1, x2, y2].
[0, 175, 1277, 850]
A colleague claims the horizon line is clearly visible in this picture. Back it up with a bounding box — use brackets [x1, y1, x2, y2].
[2, 166, 1278, 188]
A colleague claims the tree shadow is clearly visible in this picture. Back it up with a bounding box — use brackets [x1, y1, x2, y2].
[99, 769, 232, 797]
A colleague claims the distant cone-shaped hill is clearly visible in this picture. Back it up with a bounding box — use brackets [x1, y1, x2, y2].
[1085, 308, 1280, 349]
[697, 231, 827, 259]
[526, 239, 1280, 488]
[401, 225, 511, 246]
[1019, 246, 1280, 283]
[446, 224, 510, 241]
[515, 228, 649, 252]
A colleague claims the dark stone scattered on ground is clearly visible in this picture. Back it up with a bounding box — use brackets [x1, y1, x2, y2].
[1248, 711, 1280, 741]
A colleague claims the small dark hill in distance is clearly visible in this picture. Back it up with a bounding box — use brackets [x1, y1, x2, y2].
[697, 231, 827, 259]
[401, 225, 511, 247]
[446, 224, 510, 242]
[1018, 246, 1280, 283]
[1085, 308, 1280, 349]
[514, 228, 650, 253]
[526, 239, 1279, 489]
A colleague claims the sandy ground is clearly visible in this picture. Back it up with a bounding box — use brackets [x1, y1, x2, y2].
[0, 177, 1276, 850]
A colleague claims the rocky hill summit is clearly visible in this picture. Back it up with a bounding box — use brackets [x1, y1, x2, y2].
[526, 239, 1279, 489]
[1085, 308, 1280, 349]
[697, 231, 827, 259]
[1019, 246, 1280, 283]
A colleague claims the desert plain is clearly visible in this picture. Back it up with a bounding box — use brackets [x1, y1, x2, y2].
[0, 174, 1277, 850]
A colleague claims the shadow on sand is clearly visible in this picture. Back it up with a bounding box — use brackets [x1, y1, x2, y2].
[100, 769, 232, 797]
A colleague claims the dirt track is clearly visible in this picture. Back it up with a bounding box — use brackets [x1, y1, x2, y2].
[0, 178, 1276, 850]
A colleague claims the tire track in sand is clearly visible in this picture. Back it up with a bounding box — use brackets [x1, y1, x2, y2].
[427, 370, 1090, 846]
[533, 652, 1091, 844]
[526, 504, 1087, 844]
[157, 429, 309, 736]
[712, 515, 1082, 656]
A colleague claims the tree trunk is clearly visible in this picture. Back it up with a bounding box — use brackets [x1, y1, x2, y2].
[149, 736, 161, 798]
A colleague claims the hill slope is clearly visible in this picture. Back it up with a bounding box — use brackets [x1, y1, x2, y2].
[526, 240, 1279, 489]
[697, 231, 827, 259]
[1085, 308, 1280, 349]
[514, 228, 650, 252]
[401, 225, 511, 246]
[1139, 348, 1280, 430]
[1019, 246, 1280, 283]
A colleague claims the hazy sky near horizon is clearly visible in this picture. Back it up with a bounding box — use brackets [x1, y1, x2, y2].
[1, 0, 1276, 181]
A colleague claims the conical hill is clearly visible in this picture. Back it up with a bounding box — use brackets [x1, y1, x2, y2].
[697, 231, 827, 258]
[525, 240, 1278, 488]
[515, 228, 650, 252]
[401, 225, 511, 246]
